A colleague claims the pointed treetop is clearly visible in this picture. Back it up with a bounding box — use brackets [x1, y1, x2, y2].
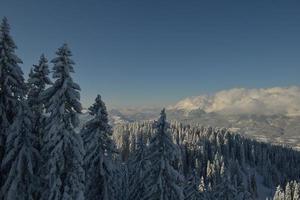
[156, 108, 168, 130]
[36, 54, 51, 78]
[55, 43, 72, 57]
[28, 54, 52, 87]
[0, 17, 10, 34]
[51, 43, 76, 79]
[0, 17, 18, 50]
[159, 108, 166, 122]
[88, 94, 108, 118]
[39, 53, 48, 64]
[95, 94, 102, 103]
[33, 54, 48, 71]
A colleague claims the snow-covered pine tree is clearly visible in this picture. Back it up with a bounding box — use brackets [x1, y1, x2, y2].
[143, 109, 184, 200]
[272, 181, 300, 200]
[41, 44, 85, 200]
[206, 160, 215, 188]
[293, 182, 300, 200]
[198, 176, 206, 193]
[81, 94, 117, 200]
[114, 120, 300, 200]
[273, 186, 284, 200]
[0, 17, 25, 182]
[198, 176, 209, 199]
[0, 101, 40, 200]
[27, 54, 52, 150]
[284, 182, 292, 200]
[128, 132, 148, 200]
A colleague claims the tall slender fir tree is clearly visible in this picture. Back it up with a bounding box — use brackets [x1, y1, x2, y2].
[0, 17, 25, 185]
[27, 54, 52, 150]
[82, 95, 117, 200]
[143, 109, 184, 200]
[41, 44, 85, 200]
[0, 101, 41, 200]
[128, 132, 148, 200]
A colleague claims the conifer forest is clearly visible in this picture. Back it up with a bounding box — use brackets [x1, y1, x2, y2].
[0, 17, 300, 200]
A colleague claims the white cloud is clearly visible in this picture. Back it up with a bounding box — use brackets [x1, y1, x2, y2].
[170, 86, 300, 116]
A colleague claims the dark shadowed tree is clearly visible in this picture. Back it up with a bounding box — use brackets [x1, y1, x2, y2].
[143, 109, 184, 200]
[82, 95, 118, 200]
[27, 54, 52, 150]
[0, 102, 40, 200]
[0, 17, 25, 186]
[41, 44, 85, 200]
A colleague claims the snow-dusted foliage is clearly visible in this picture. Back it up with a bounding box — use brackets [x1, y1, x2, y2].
[81, 95, 117, 200]
[27, 54, 52, 149]
[28, 54, 51, 108]
[142, 109, 185, 200]
[114, 120, 300, 199]
[0, 102, 40, 200]
[41, 44, 85, 200]
[272, 181, 300, 200]
[128, 132, 148, 200]
[1, 19, 300, 200]
[0, 17, 25, 180]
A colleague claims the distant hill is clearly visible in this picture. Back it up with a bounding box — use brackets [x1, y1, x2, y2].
[79, 86, 300, 150]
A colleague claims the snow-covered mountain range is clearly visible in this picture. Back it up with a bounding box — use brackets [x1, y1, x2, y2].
[81, 86, 300, 150]
[169, 86, 300, 116]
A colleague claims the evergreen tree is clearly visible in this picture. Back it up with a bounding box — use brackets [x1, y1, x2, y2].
[206, 160, 215, 187]
[82, 95, 117, 200]
[284, 182, 292, 200]
[128, 132, 148, 200]
[41, 44, 85, 200]
[198, 176, 206, 193]
[293, 182, 300, 200]
[273, 186, 284, 200]
[0, 17, 25, 182]
[198, 176, 209, 199]
[143, 109, 184, 200]
[0, 102, 40, 200]
[27, 54, 52, 150]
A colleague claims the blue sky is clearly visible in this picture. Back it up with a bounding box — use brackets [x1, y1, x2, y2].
[1, 0, 300, 108]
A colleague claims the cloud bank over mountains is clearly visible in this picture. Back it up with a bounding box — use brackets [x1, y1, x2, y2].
[170, 86, 300, 116]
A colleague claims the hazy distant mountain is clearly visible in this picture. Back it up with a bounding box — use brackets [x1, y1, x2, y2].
[169, 86, 300, 116]
[94, 86, 300, 150]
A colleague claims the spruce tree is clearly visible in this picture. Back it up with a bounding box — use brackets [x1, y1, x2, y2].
[293, 182, 300, 200]
[27, 54, 52, 150]
[143, 109, 184, 200]
[273, 186, 284, 200]
[284, 182, 292, 200]
[0, 17, 25, 183]
[198, 176, 206, 193]
[81, 95, 117, 200]
[128, 132, 148, 200]
[41, 44, 85, 200]
[0, 102, 40, 200]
